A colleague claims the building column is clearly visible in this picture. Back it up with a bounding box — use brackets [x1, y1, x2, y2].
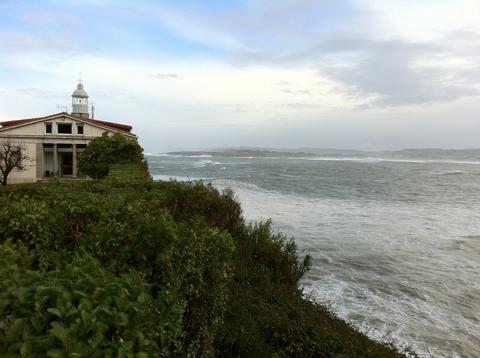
[36, 143, 44, 179]
[41, 145, 45, 177]
[53, 143, 58, 176]
[72, 144, 77, 177]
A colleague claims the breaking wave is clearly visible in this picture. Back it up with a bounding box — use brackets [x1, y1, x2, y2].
[152, 174, 206, 182]
[193, 160, 222, 168]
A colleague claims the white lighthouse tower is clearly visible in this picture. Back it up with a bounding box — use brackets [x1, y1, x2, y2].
[71, 79, 89, 118]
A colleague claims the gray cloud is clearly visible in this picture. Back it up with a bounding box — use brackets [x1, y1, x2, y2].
[232, 28, 480, 107]
[155, 1, 480, 107]
[307, 36, 480, 107]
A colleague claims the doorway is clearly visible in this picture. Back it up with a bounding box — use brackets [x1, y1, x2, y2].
[61, 153, 73, 176]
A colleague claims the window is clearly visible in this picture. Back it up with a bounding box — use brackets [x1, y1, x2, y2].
[45, 123, 52, 134]
[77, 124, 84, 135]
[57, 123, 72, 134]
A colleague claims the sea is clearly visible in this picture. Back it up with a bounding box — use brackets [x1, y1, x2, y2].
[146, 150, 480, 358]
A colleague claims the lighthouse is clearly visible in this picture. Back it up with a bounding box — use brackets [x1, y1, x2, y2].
[71, 81, 89, 118]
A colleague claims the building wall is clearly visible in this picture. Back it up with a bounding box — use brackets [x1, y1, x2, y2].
[1, 122, 45, 136]
[0, 114, 134, 184]
[7, 141, 37, 184]
[1, 116, 114, 137]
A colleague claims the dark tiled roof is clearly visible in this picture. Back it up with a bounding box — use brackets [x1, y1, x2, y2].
[73, 117, 132, 132]
[0, 112, 133, 134]
[0, 114, 61, 128]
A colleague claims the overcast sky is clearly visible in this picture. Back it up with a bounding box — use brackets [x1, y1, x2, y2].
[0, 0, 479, 152]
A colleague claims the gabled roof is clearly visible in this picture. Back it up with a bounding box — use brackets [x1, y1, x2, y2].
[73, 117, 133, 133]
[0, 112, 135, 137]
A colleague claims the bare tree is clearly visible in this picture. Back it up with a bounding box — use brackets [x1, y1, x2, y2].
[0, 142, 30, 185]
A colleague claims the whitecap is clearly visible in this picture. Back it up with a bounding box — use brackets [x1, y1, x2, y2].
[147, 153, 214, 158]
[430, 170, 466, 176]
[304, 157, 427, 164]
[193, 160, 222, 168]
[146, 153, 171, 157]
[152, 174, 204, 182]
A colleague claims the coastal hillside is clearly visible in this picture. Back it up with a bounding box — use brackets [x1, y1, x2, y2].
[0, 172, 404, 357]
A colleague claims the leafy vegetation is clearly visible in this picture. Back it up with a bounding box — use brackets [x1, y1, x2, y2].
[0, 171, 405, 357]
[0, 247, 161, 357]
[77, 133, 145, 179]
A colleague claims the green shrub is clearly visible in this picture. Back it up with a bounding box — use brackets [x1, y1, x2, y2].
[0, 177, 404, 357]
[0, 180, 237, 356]
[174, 222, 234, 356]
[78, 132, 145, 179]
[0, 244, 166, 357]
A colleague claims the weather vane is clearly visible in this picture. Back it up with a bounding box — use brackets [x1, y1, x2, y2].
[78, 72, 83, 84]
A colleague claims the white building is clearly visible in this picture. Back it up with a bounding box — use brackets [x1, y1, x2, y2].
[0, 82, 136, 184]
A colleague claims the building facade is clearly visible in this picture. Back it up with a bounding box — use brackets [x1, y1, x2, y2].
[0, 83, 136, 184]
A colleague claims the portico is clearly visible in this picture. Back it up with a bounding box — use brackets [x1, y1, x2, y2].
[42, 142, 87, 178]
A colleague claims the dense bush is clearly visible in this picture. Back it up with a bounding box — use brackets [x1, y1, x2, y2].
[0, 180, 233, 356]
[78, 133, 145, 179]
[0, 176, 404, 357]
[0, 245, 163, 357]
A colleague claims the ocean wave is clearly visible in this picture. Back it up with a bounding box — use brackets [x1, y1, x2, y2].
[304, 157, 428, 163]
[297, 157, 480, 165]
[152, 174, 205, 182]
[150, 153, 480, 165]
[302, 276, 467, 358]
[430, 170, 466, 176]
[212, 178, 278, 196]
[145, 153, 170, 157]
[193, 160, 222, 168]
[438, 160, 480, 165]
[148, 153, 214, 158]
[182, 154, 214, 158]
[269, 172, 299, 178]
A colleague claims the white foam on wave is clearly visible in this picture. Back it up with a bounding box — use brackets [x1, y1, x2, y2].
[152, 174, 205, 182]
[145, 153, 170, 157]
[193, 159, 222, 168]
[438, 160, 480, 165]
[212, 179, 279, 198]
[294, 156, 480, 165]
[148, 153, 480, 166]
[430, 170, 466, 176]
[303, 279, 424, 357]
[304, 157, 428, 164]
[148, 153, 214, 158]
